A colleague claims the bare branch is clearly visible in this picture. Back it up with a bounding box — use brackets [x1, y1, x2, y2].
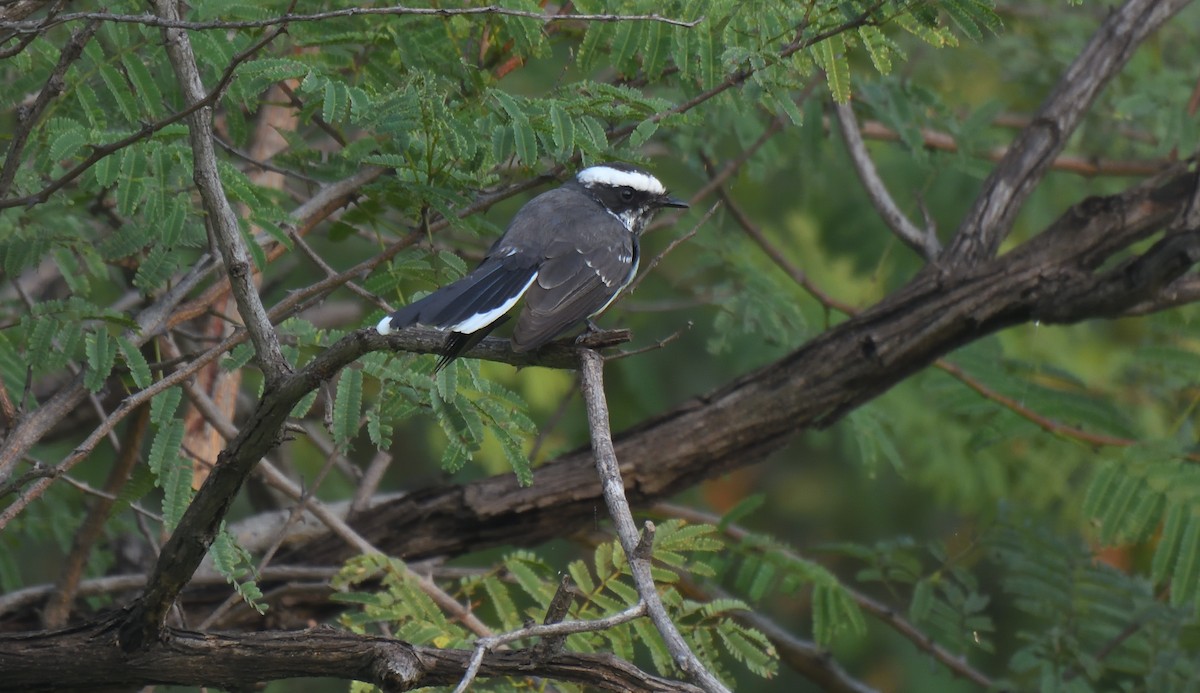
[1, 6, 704, 32]
[0, 619, 701, 692]
[855, 118, 1169, 177]
[578, 349, 732, 693]
[834, 101, 940, 260]
[944, 0, 1190, 265]
[153, 0, 288, 384]
[454, 602, 653, 693]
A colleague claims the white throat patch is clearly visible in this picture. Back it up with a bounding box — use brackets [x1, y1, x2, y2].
[577, 165, 665, 195]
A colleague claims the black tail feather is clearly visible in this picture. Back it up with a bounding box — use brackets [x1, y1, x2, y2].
[435, 316, 510, 372]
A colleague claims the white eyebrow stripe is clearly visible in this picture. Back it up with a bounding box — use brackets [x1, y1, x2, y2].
[577, 166, 665, 195]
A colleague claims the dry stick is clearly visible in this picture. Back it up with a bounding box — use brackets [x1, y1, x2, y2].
[0, 566, 339, 616]
[349, 448, 392, 516]
[180, 381, 494, 638]
[834, 100, 940, 260]
[155, 0, 288, 384]
[945, 0, 1191, 265]
[577, 349, 732, 693]
[452, 602, 652, 693]
[56, 473, 161, 522]
[654, 503, 997, 690]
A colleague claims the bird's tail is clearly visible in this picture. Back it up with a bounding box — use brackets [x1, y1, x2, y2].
[376, 259, 538, 368]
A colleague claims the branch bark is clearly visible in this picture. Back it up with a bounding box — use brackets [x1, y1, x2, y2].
[579, 349, 731, 693]
[0, 618, 697, 693]
[153, 0, 289, 384]
[944, 0, 1190, 266]
[272, 169, 1200, 571]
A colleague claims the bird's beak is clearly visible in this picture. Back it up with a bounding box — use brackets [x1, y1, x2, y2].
[662, 195, 689, 209]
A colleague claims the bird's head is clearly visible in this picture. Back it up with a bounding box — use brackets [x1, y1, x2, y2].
[575, 163, 688, 233]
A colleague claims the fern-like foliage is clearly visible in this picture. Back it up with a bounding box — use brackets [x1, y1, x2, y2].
[334, 521, 777, 690]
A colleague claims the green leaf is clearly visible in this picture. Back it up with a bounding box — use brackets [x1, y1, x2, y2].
[629, 119, 660, 149]
[1169, 513, 1200, 608]
[122, 54, 165, 119]
[150, 385, 182, 425]
[493, 90, 537, 166]
[84, 329, 116, 392]
[858, 25, 894, 75]
[333, 368, 364, 451]
[819, 33, 851, 103]
[549, 103, 575, 158]
[49, 128, 87, 162]
[116, 335, 152, 389]
[98, 63, 138, 123]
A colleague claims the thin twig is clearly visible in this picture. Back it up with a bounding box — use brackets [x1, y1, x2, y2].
[834, 101, 940, 260]
[3, 7, 703, 32]
[606, 322, 693, 362]
[578, 349, 732, 693]
[453, 602, 650, 693]
[855, 118, 1169, 178]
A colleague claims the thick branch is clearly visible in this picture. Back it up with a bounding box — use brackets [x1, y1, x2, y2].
[944, 0, 1189, 265]
[273, 171, 1200, 571]
[0, 619, 697, 692]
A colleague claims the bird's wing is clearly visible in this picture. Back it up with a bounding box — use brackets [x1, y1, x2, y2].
[378, 253, 538, 334]
[511, 234, 634, 351]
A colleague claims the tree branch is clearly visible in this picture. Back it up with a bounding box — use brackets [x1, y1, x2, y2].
[579, 349, 732, 693]
[944, 0, 1190, 266]
[0, 619, 699, 693]
[834, 100, 940, 260]
[1, 6, 703, 32]
[153, 0, 288, 385]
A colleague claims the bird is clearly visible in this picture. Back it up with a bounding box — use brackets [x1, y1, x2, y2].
[375, 163, 688, 370]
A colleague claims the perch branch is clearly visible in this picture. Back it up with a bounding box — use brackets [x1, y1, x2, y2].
[578, 349, 732, 693]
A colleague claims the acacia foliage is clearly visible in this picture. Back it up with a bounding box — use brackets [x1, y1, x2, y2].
[1, 0, 1199, 691]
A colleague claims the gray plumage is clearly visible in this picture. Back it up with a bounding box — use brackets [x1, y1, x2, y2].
[376, 164, 687, 369]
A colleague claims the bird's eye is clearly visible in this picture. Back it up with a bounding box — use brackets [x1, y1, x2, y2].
[620, 189, 634, 201]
